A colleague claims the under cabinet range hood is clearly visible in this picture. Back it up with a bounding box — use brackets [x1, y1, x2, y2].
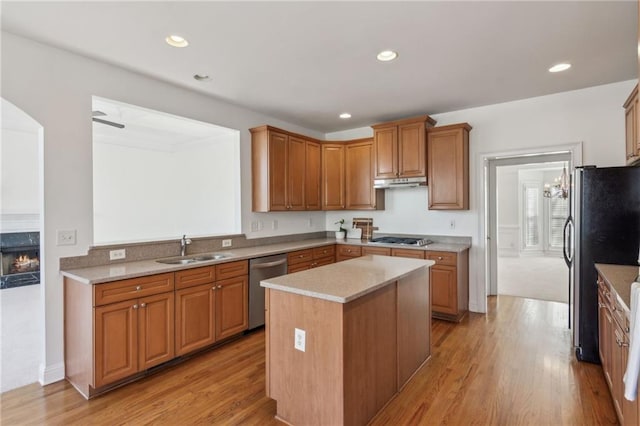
[373, 176, 427, 189]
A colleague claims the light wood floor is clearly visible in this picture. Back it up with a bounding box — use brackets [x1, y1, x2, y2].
[1, 296, 616, 425]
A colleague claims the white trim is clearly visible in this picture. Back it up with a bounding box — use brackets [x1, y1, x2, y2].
[38, 361, 65, 385]
[477, 141, 583, 313]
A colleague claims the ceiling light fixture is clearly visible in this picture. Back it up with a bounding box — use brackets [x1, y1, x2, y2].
[339, 113, 351, 119]
[549, 63, 571, 73]
[193, 74, 211, 81]
[376, 50, 398, 62]
[165, 35, 189, 48]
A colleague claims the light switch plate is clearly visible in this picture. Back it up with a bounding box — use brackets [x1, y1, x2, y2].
[56, 229, 76, 246]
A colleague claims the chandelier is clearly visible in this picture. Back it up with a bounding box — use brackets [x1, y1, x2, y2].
[543, 166, 569, 199]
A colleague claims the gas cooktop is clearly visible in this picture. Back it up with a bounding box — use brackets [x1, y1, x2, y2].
[369, 236, 433, 247]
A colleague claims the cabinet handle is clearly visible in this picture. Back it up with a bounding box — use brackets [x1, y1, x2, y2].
[438, 256, 443, 260]
[612, 306, 617, 312]
[616, 338, 629, 347]
[212, 286, 217, 291]
[299, 255, 304, 258]
[136, 285, 142, 291]
[217, 285, 222, 289]
[140, 303, 146, 308]
[347, 249, 352, 253]
[598, 303, 606, 308]
[627, 326, 631, 333]
[133, 304, 138, 309]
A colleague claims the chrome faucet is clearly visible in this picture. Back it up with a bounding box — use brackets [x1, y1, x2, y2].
[180, 234, 192, 257]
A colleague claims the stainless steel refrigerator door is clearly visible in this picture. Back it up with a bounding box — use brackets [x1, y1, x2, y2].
[571, 167, 582, 349]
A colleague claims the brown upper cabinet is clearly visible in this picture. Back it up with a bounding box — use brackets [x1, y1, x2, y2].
[624, 84, 640, 165]
[321, 143, 346, 210]
[345, 139, 385, 210]
[427, 123, 472, 210]
[251, 126, 320, 212]
[371, 115, 437, 180]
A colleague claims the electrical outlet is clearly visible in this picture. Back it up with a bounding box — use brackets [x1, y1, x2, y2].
[257, 221, 264, 231]
[222, 239, 232, 248]
[294, 328, 306, 352]
[449, 219, 456, 230]
[56, 229, 76, 246]
[251, 221, 259, 232]
[272, 220, 278, 230]
[109, 249, 126, 261]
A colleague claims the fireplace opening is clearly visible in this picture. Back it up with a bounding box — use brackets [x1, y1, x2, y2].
[1, 232, 40, 289]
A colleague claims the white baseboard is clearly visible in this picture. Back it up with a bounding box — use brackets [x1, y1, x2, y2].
[39, 362, 65, 386]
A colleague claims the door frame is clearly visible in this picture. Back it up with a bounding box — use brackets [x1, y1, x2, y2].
[480, 143, 582, 301]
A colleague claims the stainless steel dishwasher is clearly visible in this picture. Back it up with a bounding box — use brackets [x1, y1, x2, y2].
[249, 253, 288, 329]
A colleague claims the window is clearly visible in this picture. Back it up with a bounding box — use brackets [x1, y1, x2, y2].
[523, 184, 541, 249]
[548, 197, 568, 249]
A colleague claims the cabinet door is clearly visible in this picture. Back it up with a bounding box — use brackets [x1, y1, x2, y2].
[322, 144, 345, 210]
[288, 136, 306, 211]
[603, 307, 614, 389]
[95, 300, 138, 388]
[626, 96, 638, 164]
[431, 265, 457, 315]
[305, 140, 322, 210]
[138, 292, 175, 370]
[346, 141, 377, 209]
[216, 276, 248, 340]
[611, 323, 625, 422]
[269, 131, 289, 211]
[374, 126, 398, 178]
[598, 291, 609, 381]
[398, 121, 426, 177]
[623, 333, 638, 426]
[175, 283, 216, 356]
[427, 126, 469, 210]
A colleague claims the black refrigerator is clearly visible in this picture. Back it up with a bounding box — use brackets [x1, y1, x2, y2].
[566, 166, 640, 364]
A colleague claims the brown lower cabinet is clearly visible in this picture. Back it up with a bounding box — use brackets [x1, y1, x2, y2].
[287, 244, 336, 273]
[65, 260, 248, 399]
[597, 272, 639, 426]
[336, 244, 362, 262]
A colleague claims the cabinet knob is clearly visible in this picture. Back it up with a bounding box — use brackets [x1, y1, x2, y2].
[616, 338, 629, 347]
[217, 285, 222, 289]
[598, 303, 606, 308]
[438, 256, 443, 260]
[323, 250, 327, 254]
[299, 255, 304, 258]
[140, 303, 146, 308]
[133, 304, 138, 309]
[212, 286, 217, 291]
[136, 285, 142, 291]
[347, 249, 352, 253]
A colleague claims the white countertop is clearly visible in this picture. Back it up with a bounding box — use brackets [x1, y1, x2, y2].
[61, 237, 468, 285]
[261, 255, 434, 303]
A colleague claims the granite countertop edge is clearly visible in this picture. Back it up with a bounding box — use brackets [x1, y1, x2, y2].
[61, 238, 468, 285]
[261, 257, 435, 303]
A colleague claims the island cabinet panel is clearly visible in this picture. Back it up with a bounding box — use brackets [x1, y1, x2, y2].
[267, 290, 345, 426]
[265, 262, 431, 426]
[427, 123, 471, 210]
[396, 269, 431, 388]
[343, 284, 398, 425]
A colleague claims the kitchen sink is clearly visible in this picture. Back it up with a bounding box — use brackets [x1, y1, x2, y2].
[156, 253, 232, 265]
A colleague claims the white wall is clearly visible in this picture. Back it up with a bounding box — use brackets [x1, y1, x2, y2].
[325, 79, 636, 313]
[496, 166, 519, 255]
[1, 33, 327, 385]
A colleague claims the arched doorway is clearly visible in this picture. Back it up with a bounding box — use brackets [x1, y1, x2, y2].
[0, 98, 44, 392]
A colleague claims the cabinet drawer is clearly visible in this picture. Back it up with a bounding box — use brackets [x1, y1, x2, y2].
[362, 246, 391, 256]
[337, 245, 362, 257]
[391, 248, 425, 259]
[288, 249, 314, 265]
[426, 251, 457, 266]
[175, 266, 215, 290]
[313, 256, 334, 268]
[94, 273, 174, 306]
[216, 260, 248, 281]
[312, 245, 335, 259]
[288, 261, 312, 274]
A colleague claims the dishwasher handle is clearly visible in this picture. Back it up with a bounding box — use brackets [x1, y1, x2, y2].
[250, 258, 287, 269]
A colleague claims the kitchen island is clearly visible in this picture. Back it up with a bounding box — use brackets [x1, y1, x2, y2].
[261, 255, 434, 426]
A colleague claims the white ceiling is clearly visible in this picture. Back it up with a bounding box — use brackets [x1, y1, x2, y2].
[2, 1, 637, 133]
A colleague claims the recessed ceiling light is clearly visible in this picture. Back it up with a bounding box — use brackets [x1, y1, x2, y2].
[549, 63, 571, 73]
[377, 50, 398, 62]
[339, 113, 351, 119]
[193, 74, 211, 81]
[166, 35, 189, 48]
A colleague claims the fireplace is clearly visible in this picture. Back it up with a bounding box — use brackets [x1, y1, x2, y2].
[0, 232, 40, 289]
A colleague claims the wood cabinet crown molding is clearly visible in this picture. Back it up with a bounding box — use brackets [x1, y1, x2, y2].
[370, 114, 437, 129]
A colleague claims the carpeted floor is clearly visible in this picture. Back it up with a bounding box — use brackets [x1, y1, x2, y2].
[498, 255, 569, 303]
